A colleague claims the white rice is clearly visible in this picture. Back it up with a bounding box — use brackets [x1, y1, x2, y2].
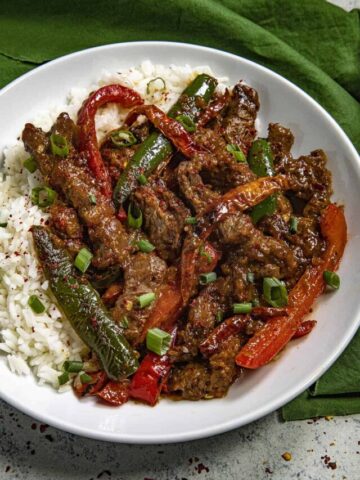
[0, 62, 228, 390]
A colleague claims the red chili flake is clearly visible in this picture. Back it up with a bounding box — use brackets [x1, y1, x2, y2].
[265, 467, 273, 474]
[328, 462, 337, 470]
[195, 463, 209, 474]
[5, 466, 10, 473]
[31, 423, 37, 430]
[39, 424, 49, 433]
[91, 317, 98, 329]
[14, 251, 20, 257]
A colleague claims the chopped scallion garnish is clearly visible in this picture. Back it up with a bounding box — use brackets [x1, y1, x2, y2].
[110, 129, 137, 148]
[146, 328, 171, 355]
[226, 144, 247, 163]
[215, 311, 224, 323]
[28, 295, 45, 314]
[176, 114, 196, 133]
[80, 372, 93, 384]
[247, 272, 255, 283]
[127, 203, 143, 229]
[323, 270, 340, 290]
[146, 77, 166, 95]
[263, 277, 288, 307]
[199, 271, 217, 285]
[199, 244, 212, 264]
[137, 239, 155, 253]
[58, 371, 70, 385]
[289, 216, 299, 234]
[31, 186, 57, 208]
[137, 292, 155, 308]
[120, 316, 129, 328]
[233, 302, 252, 314]
[185, 216, 197, 225]
[50, 133, 69, 157]
[23, 156, 37, 173]
[74, 248, 93, 273]
[63, 360, 83, 373]
[137, 174, 148, 185]
[89, 193, 97, 205]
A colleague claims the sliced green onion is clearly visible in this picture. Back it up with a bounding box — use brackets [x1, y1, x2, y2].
[176, 114, 196, 133]
[50, 133, 69, 157]
[63, 360, 83, 373]
[28, 295, 46, 314]
[247, 272, 255, 283]
[215, 311, 224, 323]
[252, 298, 260, 307]
[23, 156, 37, 173]
[226, 144, 246, 163]
[137, 174, 148, 185]
[74, 248, 93, 273]
[89, 193, 97, 205]
[137, 292, 156, 308]
[289, 216, 299, 234]
[233, 302, 252, 314]
[137, 239, 155, 253]
[323, 270, 340, 290]
[146, 77, 166, 95]
[80, 372, 93, 384]
[185, 216, 197, 225]
[127, 203, 143, 229]
[146, 328, 171, 355]
[31, 186, 57, 208]
[199, 271, 217, 285]
[110, 129, 137, 148]
[58, 371, 70, 385]
[120, 315, 129, 328]
[199, 244, 212, 264]
[263, 277, 288, 307]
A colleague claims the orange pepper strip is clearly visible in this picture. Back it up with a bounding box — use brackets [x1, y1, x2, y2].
[180, 175, 289, 304]
[236, 204, 347, 369]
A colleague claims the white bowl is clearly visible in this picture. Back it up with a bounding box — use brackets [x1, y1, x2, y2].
[0, 42, 359, 444]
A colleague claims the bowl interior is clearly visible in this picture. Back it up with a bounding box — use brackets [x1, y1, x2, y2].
[1, 42, 359, 444]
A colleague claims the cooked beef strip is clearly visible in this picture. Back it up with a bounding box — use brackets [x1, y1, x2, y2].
[112, 253, 167, 344]
[220, 81, 260, 154]
[167, 335, 241, 400]
[101, 147, 137, 187]
[216, 211, 298, 281]
[22, 115, 132, 269]
[177, 277, 233, 356]
[133, 180, 190, 262]
[268, 122, 294, 161]
[48, 204, 84, 256]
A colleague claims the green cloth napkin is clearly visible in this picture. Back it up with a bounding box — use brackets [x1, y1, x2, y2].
[0, 0, 359, 420]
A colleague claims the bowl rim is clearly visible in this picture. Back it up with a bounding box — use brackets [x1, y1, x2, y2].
[0, 40, 359, 444]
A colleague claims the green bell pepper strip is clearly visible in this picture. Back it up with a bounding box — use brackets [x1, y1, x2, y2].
[248, 139, 277, 223]
[32, 226, 138, 380]
[113, 74, 218, 209]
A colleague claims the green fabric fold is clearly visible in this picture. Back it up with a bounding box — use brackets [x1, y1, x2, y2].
[0, 0, 359, 421]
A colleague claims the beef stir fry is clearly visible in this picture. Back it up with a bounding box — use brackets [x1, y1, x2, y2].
[22, 74, 346, 406]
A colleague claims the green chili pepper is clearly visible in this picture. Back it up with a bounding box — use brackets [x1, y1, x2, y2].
[113, 74, 218, 208]
[32, 226, 138, 380]
[248, 139, 275, 177]
[248, 139, 277, 223]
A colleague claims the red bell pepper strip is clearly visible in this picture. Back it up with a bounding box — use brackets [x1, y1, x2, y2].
[77, 84, 143, 197]
[137, 280, 183, 344]
[197, 90, 230, 128]
[292, 320, 317, 339]
[129, 329, 177, 406]
[251, 306, 290, 318]
[199, 315, 250, 358]
[125, 105, 202, 158]
[236, 204, 347, 369]
[180, 175, 289, 304]
[96, 380, 129, 406]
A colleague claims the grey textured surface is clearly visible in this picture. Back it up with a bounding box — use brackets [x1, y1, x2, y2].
[1, 399, 360, 479]
[1, 0, 360, 479]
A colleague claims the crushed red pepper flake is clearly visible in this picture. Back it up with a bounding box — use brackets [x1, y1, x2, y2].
[195, 463, 209, 474]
